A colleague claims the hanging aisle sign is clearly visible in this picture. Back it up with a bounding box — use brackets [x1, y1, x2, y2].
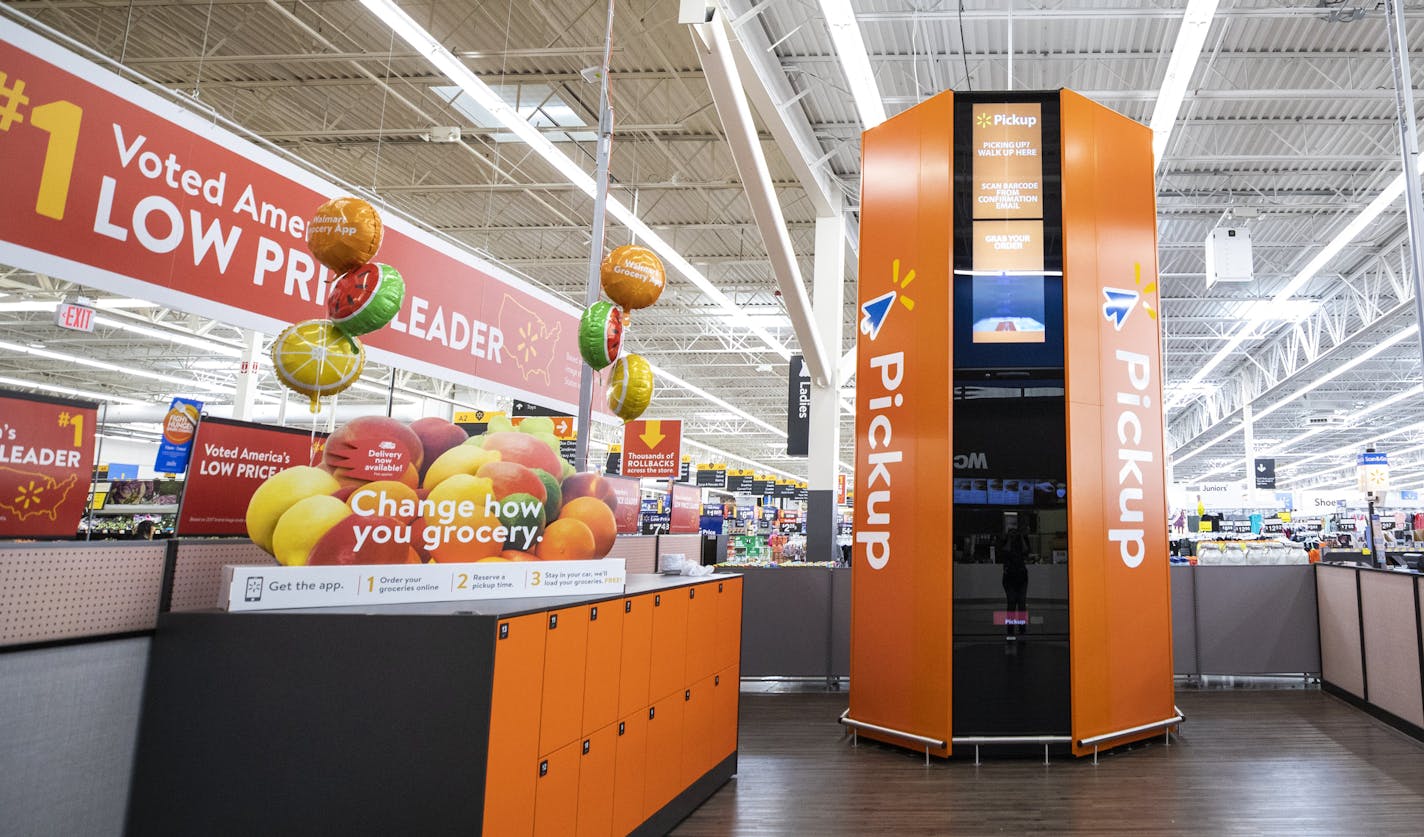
[0, 24, 601, 415]
[153, 397, 203, 473]
[1356, 451, 1389, 494]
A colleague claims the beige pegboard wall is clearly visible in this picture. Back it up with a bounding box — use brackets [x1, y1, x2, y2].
[0, 543, 167, 647]
[657, 534, 703, 569]
[607, 535, 657, 575]
[169, 540, 275, 612]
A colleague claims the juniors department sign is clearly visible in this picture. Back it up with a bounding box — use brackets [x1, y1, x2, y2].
[0, 24, 595, 414]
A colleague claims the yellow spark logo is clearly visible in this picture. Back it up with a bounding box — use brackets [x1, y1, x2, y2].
[1136, 262, 1158, 320]
[976, 112, 992, 128]
[15, 479, 44, 511]
[891, 258, 916, 311]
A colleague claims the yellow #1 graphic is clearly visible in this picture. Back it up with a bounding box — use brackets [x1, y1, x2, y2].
[0, 70, 83, 220]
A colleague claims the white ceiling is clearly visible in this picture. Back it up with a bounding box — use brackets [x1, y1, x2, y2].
[2, 0, 1424, 492]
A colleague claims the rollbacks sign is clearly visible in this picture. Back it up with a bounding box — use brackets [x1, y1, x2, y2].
[0, 24, 591, 413]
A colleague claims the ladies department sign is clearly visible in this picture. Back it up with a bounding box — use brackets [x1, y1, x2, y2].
[0, 23, 593, 414]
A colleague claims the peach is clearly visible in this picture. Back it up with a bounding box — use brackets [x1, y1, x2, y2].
[538, 517, 597, 561]
[410, 417, 469, 482]
[560, 496, 617, 558]
[477, 431, 563, 476]
[324, 415, 424, 479]
[561, 472, 618, 513]
[308, 514, 410, 565]
[476, 460, 547, 502]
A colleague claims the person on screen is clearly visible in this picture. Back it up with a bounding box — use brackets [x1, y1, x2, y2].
[1000, 527, 1030, 639]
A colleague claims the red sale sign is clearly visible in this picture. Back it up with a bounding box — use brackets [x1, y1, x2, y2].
[669, 483, 700, 534]
[0, 389, 96, 537]
[605, 474, 643, 535]
[0, 26, 602, 415]
[176, 417, 325, 536]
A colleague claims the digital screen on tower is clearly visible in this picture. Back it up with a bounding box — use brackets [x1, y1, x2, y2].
[961, 100, 1055, 354]
[971, 103, 1043, 219]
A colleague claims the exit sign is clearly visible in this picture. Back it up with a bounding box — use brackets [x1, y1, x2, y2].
[55, 302, 96, 332]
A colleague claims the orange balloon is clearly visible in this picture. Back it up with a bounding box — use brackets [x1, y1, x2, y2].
[600, 244, 666, 310]
[307, 197, 383, 274]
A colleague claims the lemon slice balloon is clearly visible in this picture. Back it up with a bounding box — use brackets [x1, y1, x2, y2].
[607, 353, 654, 422]
[271, 319, 366, 412]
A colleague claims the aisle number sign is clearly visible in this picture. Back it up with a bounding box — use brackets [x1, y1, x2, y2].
[222, 559, 626, 612]
[1357, 451, 1389, 494]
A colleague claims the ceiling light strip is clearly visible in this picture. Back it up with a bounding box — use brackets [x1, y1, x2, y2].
[358, 0, 789, 360]
[1149, 0, 1220, 167]
[0, 374, 147, 407]
[816, 0, 887, 129]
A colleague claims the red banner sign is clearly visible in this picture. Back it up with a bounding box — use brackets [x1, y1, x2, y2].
[176, 417, 325, 536]
[0, 389, 96, 537]
[605, 474, 642, 535]
[620, 419, 681, 478]
[0, 27, 602, 415]
[669, 483, 700, 534]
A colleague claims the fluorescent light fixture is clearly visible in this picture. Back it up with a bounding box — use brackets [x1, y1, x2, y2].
[1236, 299, 1318, 324]
[359, 0, 789, 360]
[93, 315, 244, 357]
[0, 338, 243, 394]
[0, 374, 147, 406]
[1169, 173, 1407, 408]
[1255, 325, 1418, 421]
[1150, 0, 1219, 166]
[653, 364, 786, 437]
[0, 297, 158, 313]
[816, 0, 886, 129]
[1169, 423, 1240, 467]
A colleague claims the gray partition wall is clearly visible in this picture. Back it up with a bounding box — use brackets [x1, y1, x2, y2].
[1170, 565, 1197, 675]
[1193, 566, 1320, 675]
[738, 567, 835, 677]
[1317, 563, 1366, 698]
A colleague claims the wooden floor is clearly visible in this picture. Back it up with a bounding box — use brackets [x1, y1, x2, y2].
[673, 686, 1424, 836]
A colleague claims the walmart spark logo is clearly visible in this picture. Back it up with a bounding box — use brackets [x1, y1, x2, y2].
[860, 258, 917, 341]
[1102, 263, 1157, 331]
[976, 112, 992, 128]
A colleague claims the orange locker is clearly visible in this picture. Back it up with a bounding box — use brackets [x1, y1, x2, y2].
[683, 583, 717, 684]
[540, 606, 590, 756]
[648, 589, 690, 702]
[575, 724, 617, 837]
[618, 595, 653, 718]
[713, 578, 742, 673]
[611, 709, 649, 837]
[710, 665, 739, 765]
[533, 739, 582, 837]
[483, 613, 548, 837]
[642, 691, 685, 819]
[680, 675, 715, 787]
[582, 601, 623, 737]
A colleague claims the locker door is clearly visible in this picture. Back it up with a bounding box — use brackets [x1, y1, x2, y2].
[710, 666, 740, 765]
[533, 740, 582, 837]
[683, 583, 718, 684]
[540, 606, 590, 756]
[618, 595, 653, 718]
[680, 675, 716, 787]
[582, 601, 624, 737]
[610, 709, 648, 837]
[575, 724, 617, 837]
[483, 613, 547, 837]
[648, 590, 689, 702]
[642, 691, 685, 819]
[713, 577, 743, 673]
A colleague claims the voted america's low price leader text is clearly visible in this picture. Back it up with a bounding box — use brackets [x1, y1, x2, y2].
[221, 559, 626, 611]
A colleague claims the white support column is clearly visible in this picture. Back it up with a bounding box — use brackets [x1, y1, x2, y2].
[232, 329, 263, 421]
[1242, 400, 1255, 504]
[807, 214, 846, 563]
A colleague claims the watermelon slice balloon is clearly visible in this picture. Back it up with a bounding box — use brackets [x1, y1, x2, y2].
[578, 300, 623, 370]
[328, 263, 406, 337]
